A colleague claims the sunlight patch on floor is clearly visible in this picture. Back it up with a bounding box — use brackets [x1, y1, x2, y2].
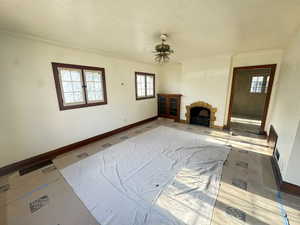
[231, 117, 262, 126]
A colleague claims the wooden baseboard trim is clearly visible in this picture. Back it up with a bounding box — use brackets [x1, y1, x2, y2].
[270, 156, 283, 188]
[281, 182, 300, 196]
[270, 154, 300, 196]
[0, 116, 158, 176]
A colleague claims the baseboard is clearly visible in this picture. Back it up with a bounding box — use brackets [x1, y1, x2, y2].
[270, 153, 300, 196]
[0, 116, 158, 176]
[281, 182, 300, 196]
[270, 156, 283, 188]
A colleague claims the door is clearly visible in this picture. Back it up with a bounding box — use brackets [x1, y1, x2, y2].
[227, 64, 276, 135]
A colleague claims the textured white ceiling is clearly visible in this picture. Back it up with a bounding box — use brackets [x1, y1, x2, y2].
[1, 0, 300, 63]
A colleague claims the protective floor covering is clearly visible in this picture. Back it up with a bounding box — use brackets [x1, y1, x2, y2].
[59, 126, 230, 225]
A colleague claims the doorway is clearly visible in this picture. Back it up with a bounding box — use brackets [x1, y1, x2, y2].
[227, 64, 276, 135]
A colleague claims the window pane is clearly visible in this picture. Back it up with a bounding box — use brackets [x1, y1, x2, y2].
[87, 91, 95, 101]
[95, 92, 103, 101]
[95, 82, 101, 90]
[93, 74, 101, 81]
[71, 70, 81, 81]
[87, 82, 95, 91]
[72, 82, 82, 91]
[59, 68, 85, 105]
[73, 92, 84, 102]
[60, 69, 71, 81]
[147, 88, 154, 96]
[85, 73, 94, 81]
[146, 76, 154, 96]
[62, 81, 73, 92]
[137, 75, 146, 97]
[84, 70, 104, 103]
[64, 93, 74, 103]
[250, 76, 264, 93]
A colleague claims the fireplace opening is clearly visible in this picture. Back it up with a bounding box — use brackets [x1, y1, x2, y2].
[190, 107, 210, 127]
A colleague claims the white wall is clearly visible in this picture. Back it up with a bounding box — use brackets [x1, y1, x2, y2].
[159, 51, 283, 128]
[268, 30, 300, 184]
[286, 121, 300, 185]
[180, 55, 232, 126]
[159, 63, 182, 94]
[159, 55, 232, 126]
[0, 33, 159, 167]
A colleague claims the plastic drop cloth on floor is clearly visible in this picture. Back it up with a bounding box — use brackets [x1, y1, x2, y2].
[59, 126, 231, 225]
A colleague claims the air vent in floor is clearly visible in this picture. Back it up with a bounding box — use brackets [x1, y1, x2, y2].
[19, 160, 53, 176]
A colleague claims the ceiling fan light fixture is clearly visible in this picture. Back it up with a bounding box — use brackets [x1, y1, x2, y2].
[153, 33, 174, 63]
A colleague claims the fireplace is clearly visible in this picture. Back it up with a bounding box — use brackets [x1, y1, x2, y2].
[190, 107, 211, 127]
[185, 101, 217, 128]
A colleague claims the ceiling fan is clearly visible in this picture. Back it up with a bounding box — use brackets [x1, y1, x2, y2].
[153, 34, 174, 63]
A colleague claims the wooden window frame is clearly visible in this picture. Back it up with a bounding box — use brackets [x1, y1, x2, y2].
[135, 72, 155, 100]
[52, 62, 108, 110]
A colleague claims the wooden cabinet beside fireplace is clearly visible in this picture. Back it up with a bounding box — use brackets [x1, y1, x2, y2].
[157, 94, 182, 122]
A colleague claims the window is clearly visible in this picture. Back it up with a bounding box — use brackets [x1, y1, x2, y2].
[135, 72, 155, 100]
[52, 63, 107, 110]
[250, 76, 267, 93]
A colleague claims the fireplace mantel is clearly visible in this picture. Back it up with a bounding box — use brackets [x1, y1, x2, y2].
[185, 101, 217, 128]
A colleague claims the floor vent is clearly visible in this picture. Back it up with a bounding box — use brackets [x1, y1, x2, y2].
[239, 150, 248, 154]
[232, 178, 248, 190]
[226, 207, 246, 222]
[236, 161, 248, 169]
[19, 160, 53, 176]
[120, 136, 129, 140]
[102, 143, 112, 148]
[29, 195, 49, 213]
[77, 152, 89, 159]
[0, 184, 10, 193]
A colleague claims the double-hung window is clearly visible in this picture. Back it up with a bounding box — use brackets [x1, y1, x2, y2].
[135, 72, 155, 100]
[52, 63, 107, 110]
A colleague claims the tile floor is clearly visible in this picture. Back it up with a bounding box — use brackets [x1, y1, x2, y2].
[0, 118, 300, 225]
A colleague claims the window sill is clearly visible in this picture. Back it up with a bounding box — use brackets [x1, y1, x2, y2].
[59, 101, 107, 111]
[136, 96, 155, 101]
